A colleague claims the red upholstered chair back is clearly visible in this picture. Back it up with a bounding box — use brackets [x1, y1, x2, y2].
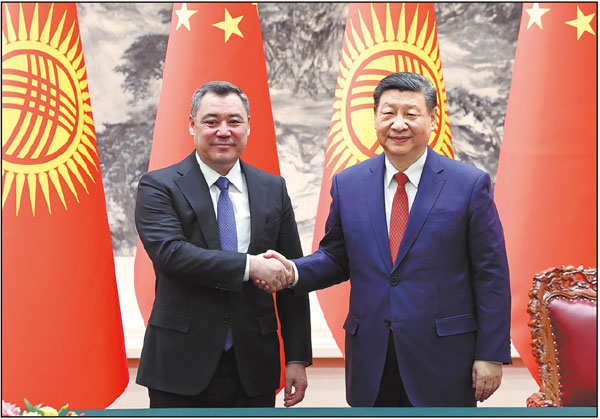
[527, 266, 597, 407]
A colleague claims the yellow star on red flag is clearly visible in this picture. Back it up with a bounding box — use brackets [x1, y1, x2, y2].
[565, 6, 596, 40]
[526, 3, 551, 30]
[175, 3, 197, 31]
[213, 8, 244, 42]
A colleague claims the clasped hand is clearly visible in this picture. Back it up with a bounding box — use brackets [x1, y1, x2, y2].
[249, 250, 294, 293]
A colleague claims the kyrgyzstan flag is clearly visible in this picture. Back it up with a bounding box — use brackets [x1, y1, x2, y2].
[2, 3, 128, 409]
[313, 3, 453, 355]
[495, 3, 596, 382]
[132, 3, 285, 385]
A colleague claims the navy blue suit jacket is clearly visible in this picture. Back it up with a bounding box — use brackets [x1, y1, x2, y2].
[294, 149, 511, 407]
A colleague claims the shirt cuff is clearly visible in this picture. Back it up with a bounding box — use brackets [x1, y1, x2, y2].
[243, 254, 250, 282]
[286, 360, 309, 366]
[290, 261, 299, 287]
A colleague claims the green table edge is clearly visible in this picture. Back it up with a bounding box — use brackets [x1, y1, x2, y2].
[73, 407, 597, 416]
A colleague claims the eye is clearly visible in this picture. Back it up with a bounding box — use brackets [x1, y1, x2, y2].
[203, 120, 218, 127]
[229, 119, 242, 127]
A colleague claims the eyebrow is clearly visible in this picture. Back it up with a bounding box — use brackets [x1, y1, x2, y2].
[201, 112, 245, 119]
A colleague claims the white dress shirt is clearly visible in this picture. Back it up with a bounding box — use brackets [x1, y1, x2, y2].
[196, 153, 251, 281]
[383, 148, 428, 233]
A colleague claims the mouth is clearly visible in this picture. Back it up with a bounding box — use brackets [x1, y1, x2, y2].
[211, 142, 235, 148]
[389, 135, 410, 143]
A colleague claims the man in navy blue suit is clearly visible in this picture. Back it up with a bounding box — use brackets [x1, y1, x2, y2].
[264, 72, 511, 407]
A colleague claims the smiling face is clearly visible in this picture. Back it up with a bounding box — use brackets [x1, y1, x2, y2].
[374, 89, 436, 172]
[189, 92, 250, 175]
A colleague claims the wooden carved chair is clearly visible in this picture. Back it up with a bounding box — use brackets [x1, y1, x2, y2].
[526, 266, 597, 407]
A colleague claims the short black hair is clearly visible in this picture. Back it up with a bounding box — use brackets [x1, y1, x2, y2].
[373, 72, 437, 112]
[191, 81, 250, 118]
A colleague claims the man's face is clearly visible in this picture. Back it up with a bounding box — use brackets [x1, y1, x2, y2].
[374, 89, 435, 170]
[189, 92, 250, 175]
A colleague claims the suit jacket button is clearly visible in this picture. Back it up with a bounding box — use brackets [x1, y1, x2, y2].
[384, 319, 391, 327]
[222, 316, 231, 323]
[390, 276, 399, 286]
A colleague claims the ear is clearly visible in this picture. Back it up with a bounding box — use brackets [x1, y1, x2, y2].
[430, 107, 437, 130]
[188, 115, 196, 135]
[246, 115, 251, 136]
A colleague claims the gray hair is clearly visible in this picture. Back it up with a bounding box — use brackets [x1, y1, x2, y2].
[190, 81, 250, 118]
[373, 72, 437, 112]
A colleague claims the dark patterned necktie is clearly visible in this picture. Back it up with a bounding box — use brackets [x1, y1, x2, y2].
[215, 176, 236, 350]
[216, 177, 238, 252]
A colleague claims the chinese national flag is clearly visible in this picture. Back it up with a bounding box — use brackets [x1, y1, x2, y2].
[313, 3, 453, 355]
[495, 3, 596, 382]
[2, 3, 128, 408]
[132, 3, 286, 386]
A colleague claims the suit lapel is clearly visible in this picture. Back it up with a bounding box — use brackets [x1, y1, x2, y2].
[393, 149, 446, 269]
[174, 152, 221, 249]
[364, 154, 393, 270]
[241, 161, 268, 255]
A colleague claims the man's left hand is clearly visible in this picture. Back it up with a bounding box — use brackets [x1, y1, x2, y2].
[283, 363, 308, 407]
[472, 360, 502, 402]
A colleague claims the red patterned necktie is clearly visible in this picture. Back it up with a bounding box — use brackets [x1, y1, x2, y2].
[389, 172, 409, 265]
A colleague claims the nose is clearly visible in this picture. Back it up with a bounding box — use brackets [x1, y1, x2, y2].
[390, 116, 408, 131]
[215, 120, 231, 136]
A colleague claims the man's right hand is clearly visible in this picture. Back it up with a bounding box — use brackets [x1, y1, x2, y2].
[249, 255, 292, 293]
[263, 250, 294, 283]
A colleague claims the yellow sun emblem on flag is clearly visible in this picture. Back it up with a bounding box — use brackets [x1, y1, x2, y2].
[326, 3, 453, 178]
[2, 3, 98, 216]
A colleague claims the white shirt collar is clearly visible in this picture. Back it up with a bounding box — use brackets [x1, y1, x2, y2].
[384, 147, 428, 189]
[195, 153, 243, 192]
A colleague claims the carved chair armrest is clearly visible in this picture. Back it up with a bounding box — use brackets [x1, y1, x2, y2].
[527, 392, 558, 407]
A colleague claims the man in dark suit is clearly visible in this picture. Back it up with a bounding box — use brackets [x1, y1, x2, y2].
[135, 81, 312, 408]
[264, 72, 511, 407]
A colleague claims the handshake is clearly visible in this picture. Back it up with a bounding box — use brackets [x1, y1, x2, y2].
[249, 250, 294, 293]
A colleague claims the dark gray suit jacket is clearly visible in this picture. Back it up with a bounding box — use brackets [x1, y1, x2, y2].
[135, 152, 312, 397]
